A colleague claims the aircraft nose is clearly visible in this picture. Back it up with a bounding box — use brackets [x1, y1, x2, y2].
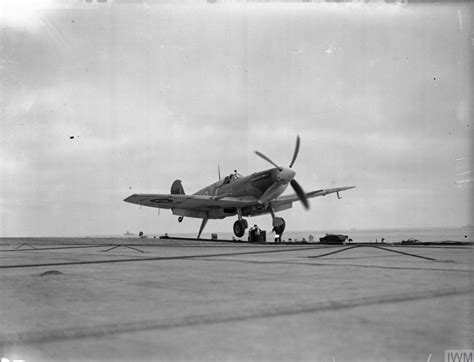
[277, 167, 296, 183]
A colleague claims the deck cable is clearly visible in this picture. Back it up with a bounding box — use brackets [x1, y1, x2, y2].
[308, 244, 437, 261]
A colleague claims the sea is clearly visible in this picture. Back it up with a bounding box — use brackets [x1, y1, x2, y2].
[163, 226, 473, 243]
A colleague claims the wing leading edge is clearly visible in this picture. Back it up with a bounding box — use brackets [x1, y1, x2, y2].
[123, 194, 258, 210]
[273, 186, 356, 206]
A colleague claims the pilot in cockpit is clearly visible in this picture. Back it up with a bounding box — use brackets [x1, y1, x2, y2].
[225, 170, 241, 185]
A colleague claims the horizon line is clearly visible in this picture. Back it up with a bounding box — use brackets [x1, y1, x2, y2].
[1, 225, 472, 239]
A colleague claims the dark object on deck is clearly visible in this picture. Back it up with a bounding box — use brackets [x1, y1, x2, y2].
[319, 234, 348, 245]
[249, 229, 266, 242]
[39, 270, 63, 276]
[401, 238, 420, 244]
[211, 233, 218, 240]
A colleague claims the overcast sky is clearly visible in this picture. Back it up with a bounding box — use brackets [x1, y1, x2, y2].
[0, 1, 472, 237]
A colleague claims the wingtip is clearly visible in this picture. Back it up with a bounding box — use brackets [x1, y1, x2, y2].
[342, 186, 356, 190]
[123, 194, 137, 202]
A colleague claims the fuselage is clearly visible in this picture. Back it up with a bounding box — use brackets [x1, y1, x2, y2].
[194, 167, 294, 200]
[171, 167, 297, 220]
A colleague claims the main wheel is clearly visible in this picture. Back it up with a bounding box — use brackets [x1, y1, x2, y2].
[233, 220, 246, 237]
[273, 217, 286, 235]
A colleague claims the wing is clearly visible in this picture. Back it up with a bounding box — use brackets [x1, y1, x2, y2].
[273, 186, 356, 206]
[124, 194, 258, 210]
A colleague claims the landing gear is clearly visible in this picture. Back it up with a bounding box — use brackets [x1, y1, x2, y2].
[268, 204, 285, 237]
[233, 220, 248, 238]
[233, 208, 248, 238]
[178, 216, 184, 223]
[273, 217, 286, 235]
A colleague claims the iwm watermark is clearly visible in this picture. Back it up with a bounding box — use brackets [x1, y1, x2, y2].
[445, 350, 473, 362]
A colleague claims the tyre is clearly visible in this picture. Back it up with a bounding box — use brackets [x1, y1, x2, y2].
[274, 218, 286, 235]
[233, 220, 246, 237]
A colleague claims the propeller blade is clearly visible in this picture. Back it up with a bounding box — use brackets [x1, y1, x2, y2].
[289, 135, 300, 168]
[259, 183, 284, 204]
[255, 150, 280, 169]
[290, 179, 310, 210]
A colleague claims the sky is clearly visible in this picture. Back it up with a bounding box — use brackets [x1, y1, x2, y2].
[0, 1, 472, 237]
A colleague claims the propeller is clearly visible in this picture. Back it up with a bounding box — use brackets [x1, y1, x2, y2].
[289, 135, 300, 168]
[254, 135, 310, 210]
[254, 151, 280, 169]
[290, 179, 309, 210]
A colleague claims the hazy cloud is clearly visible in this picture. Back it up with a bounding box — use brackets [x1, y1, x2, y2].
[0, 2, 471, 236]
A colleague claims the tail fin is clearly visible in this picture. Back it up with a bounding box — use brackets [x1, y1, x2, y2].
[170, 180, 185, 195]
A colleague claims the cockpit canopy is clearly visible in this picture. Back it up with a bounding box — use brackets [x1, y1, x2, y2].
[219, 171, 243, 187]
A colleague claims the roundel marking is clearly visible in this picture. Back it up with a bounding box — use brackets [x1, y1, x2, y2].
[150, 198, 174, 204]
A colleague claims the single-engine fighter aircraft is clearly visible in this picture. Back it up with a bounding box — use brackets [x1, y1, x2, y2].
[124, 136, 355, 239]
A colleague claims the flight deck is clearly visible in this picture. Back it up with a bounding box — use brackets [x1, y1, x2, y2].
[0, 238, 472, 361]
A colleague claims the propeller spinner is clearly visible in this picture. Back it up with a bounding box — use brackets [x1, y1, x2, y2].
[254, 135, 310, 210]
